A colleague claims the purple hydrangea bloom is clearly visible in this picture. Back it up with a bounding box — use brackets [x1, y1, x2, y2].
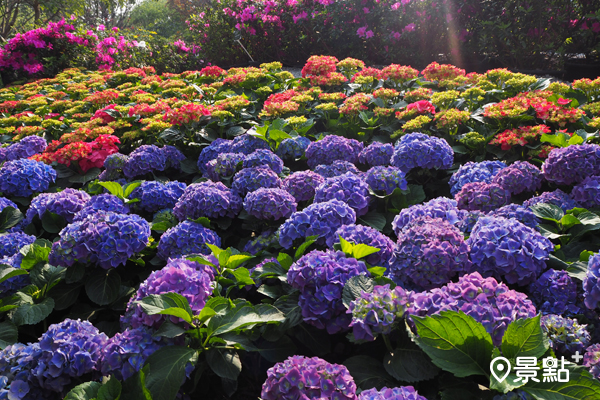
[389, 217, 471, 290]
[542, 144, 600, 185]
[261, 356, 357, 400]
[488, 204, 539, 230]
[0, 159, 56, 197]
[529, 269, 580, 315]
[456, 209, 484, 234]
[0, 343, 48, 400]
[391, 132, 453, 172]
[231, 134, 271, 155]
[466, 216, 553, 286]
[305, 135, 363, 169]
[392, 197, 459, 236]
[584, 253, 600, 310]
[0, 232, 35, 258]
[358, 142, 394, 167]
[571, 175, 600, 208]
[279, 200, 357, 248]
[492, 161, 543, 195]
[49, 211, 150, 269]
[334, 224, 394, 266]
[123, 145, 167, 178]
[243, 188, 297, 220]
[25, 188, 90, 224]
[282, 171, 325, 202]
[157, 220, 221, 259]
[197, 138, 234, 173]
[358, 386, 427, 400]
[523, 189, 579, 212]
[449, 160, 507, 196]
[243, 149, 284, 174]
[541, 314, 590, 357]
[276, 136, 311, 160]
[74, 194, 129, 221]
[104, 153, 128, 171]
[244, 230, 280, 255]
[455, 181, 511, 212]
[122, 258, 215, 329]
[173, 181, 242, 220]
[1, 136, 47, 161]
[365, 166, 407, 195]
[161, 145, 185, 170]
[204, 152, 245, 181]
[348, 285, 408, 341]
[0, 253, 31, 294]
[314, 160, 361, 178]
[584, 343, 600, 379]
[314, 172, 371, 216]
[232, 167, 283, 197]
[130, 181, 186, 214]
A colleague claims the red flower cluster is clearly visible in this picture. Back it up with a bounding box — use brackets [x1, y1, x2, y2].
[163, 103, 212, 125]
[301, 55, 338, 78]
[84, 89, 120, 106]
[350, 67, 382, 82]
[490, 125, 551, 150]
[421, 61, 465, 82]
[380, 64, 419, 83]
[33, 134, 120, 172]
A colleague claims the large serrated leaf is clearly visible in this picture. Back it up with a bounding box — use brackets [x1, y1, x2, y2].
[144, 346, 197, 400]
[522, 365, 600, 400]
[0, 320, 18, 349]
[205, 348, 242, 380]
[63, 381, 101, 400]
[344, 355, 396, 389]
[342, 275, 374, 308]
[85, 269, 121, 306]
[384, 340, 440, 382]
[97, 377, 121, 400]
[11, 297, 54, 326]
[137, 293, 194, 324]
[0, 206, 23, 232]
[530, 203, 564, 222]
[501, 315, 549, 360]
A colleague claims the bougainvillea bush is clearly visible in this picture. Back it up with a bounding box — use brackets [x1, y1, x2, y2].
[2, 57, 600, 400]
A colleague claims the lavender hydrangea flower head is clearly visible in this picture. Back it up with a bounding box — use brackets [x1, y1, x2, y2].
[130, 181, 186, 213]
[100, 153, 128, 181]
[529, 269, 580, 315]
[456, 209, 484, 234]
[488, 204, 539, 230]
[584, 253, 600, 310]
[571, 175, 600, 208]
[455, 181, 511, 212]
[584, 343, 600, 379]
[0, 342, 46, 400]
[276, 136, 311, 160]
[392, 197, 459, 235]
[389, 217, 471, 290]
[197, 138, 234, 173]
[74, 194, 129, 221]
[244, 230, 280, 255]
[243, 149, 284, 174]
[358, 142, 394, 167]
[231, 133, 271, 155]
[1, 135, 47, 161]
[161, 145, 185, 170]
[314, 172, 371, 216]
[261, 356, 357, 400]
[232, 166, 283, 197]
[204, 152, 245, 181]
[492, 161, 543, 195]
[243, 188, 297, 220]
[25, 188, 90, 224]
[523, 189, 579, 212]
[334, 224, 394, 266]
[122, 258, 215, 329]
[173, 181, 242, 220]
[0, 159, 56, 197]
[288, 250, 370, 333]
[348, 285, 408, 341]
[358, 386, 427, 400]
[391, 132, 453, 172]
[365, 166, 407, 195]
[49, 211, 151, 269]
[466, 216, 553, 286]
[305, 135, 363, 169]
[282, 170, 325, 202]
[0, 253, 31, 294]
[123, 145, 167, 178]
[0, 232, 35, 258]
[314, 160, 360, 178]
[449, 160, 507, 196]
[541, 314, 590, 357]
[542, 144, 600, 185]
[279, 200, 357, 248]
[157, 220, 221, 259]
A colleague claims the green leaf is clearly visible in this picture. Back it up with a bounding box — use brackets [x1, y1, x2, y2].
[384, 342, 440, 382]
[293, 324, 331, 356]
[342, 275, 374, 308]
[255, 336, 297, 363]
[137, 293, 194, 324]
[0, 266, 28, 286]
[339, 237, 353, 255]
[0, 321, 18, 349]
[567, 134, 585, 146]
[155, 321, 187, 338]
[406, 184, 426, 205]
[352, 243, 380, 260]
[64, 381, 102, 400]
[120, 365, 152, 400]
[411, 310, 493, 377]
[577, 212, 600, 226]
[205, 348, 242, 380]
[489, 348, 526, 393]
[501, 315, 549, 360]
[530, 203, 564, 222]
[97, 378, 121, 400]
[144, 346, 197, 400]
[0, 207, 24, 232]
[522, 364, 600, 400]
[359, 211, 386, 231]
[567, 261, 588, 281]
[85, 269, 122, 306]
[97, 182, 124, 198]
[29, 264, 65, 291]
[123, 181, 142, 198]
[41, 211, 67, 234]
[540, 132, 569, 147]
[191, 216, 211, 228]
[276, 253, 293, 270]
[294, 235, 318, 259]
[11, 297, 54, 326]
[227, 267, 254, 288]
[367, 266, 386, 277]
[560, 214, 581, 229]
[19, 243, 52, 270]
[69, 168, 100, 184]
[344, 355, 396, 389]
[207, 302, 284, 336]
[226, 254, 254, 269]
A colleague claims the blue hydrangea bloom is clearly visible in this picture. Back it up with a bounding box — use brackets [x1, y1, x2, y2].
[314, 172, 371, 216]
[529, 269, 580, 315]
[455, 181, 511, 212]
[197, 138, 234, 173]
[391, 132, 453, 172]
[584, 343, 600, 379]
[392, 197, 459, 236]
[231, 134, 271, 155]
[0, 253, 31, 294]
[0, 232, 35, 258]
[161, 145, 185, 170]
[571, 175, 600, 208]
[492, 161, 543, 195]
[157, 220, 221, 259]
[314, 160, 361, 178]
[25, 188, 90, 224]
[204, 152, 245, 181]
[0, 159, 56, 197]
[173, 181, 242, 220]
[243, 188, 297, 220]
[541, 314, 590, 357]
[232, 166, 282, 197]
[584, 253, 600, 310]
[0, 136, 47, 162]
[449, 160, 506, 196]
[282, 170, 325, 202]
[74, 194, 129, 221]
[523, 189, 579, 212]
[123, 145, 167, 178]
[104, 153, 128, 171]
[0, 342, 50, 400]
[358, 386, 427, 400]
[456, 209, 484, 234]
[243, 230, 280, 255]
[243, 149, 284, 174]
[334, 224, 395, 266]
[130, 181, 186, 213]
[489, 204, 539, 230]
[358, 142, 394, 167]
[275, 136, 311, 160]
[542, 144, 600, 185]
[365, 166, 407, 195]
[305, 135, 363, 169]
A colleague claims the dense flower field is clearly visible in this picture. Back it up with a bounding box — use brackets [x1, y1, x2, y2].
[1, 57, 600, 399]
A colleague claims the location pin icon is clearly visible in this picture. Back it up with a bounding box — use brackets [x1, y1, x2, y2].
[490, 357, 511, 383]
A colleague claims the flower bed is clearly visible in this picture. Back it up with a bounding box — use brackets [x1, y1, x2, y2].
[1, 57, 600, 399]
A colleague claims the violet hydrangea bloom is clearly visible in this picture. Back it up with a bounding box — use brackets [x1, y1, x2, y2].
[1, 135, 47, 161]
[584, 253, 600, 310]
[455, 181, 511, 212]
[305, 135, 363, 169]
[279, 200, 357, 248]
[230, 133, 271, 155]
[584, 343, 600, 379]
[282, 170, 325, 202]
[571, 175, 600, 208]
[243, 230, 280, 255]
[389, 217, 471, 290]
[129, 181, 186, 214]
[542, 144, 600, 185]
[261, 355, 357, 400]
[173, 181, 242, 220]
[0, 342, 48, 400]
[204, 152, 245, 181]
[0, 159, 56, 197]
[449, 160, 507, 196]
[276, 136, 311, 160]
[365, 166, 407, 195]
[25, 188, 90, 224]
[334, 224, 395, 266]
[288, 250, 370, 333]
[197, 138, 234, 174]
[456, 209, 484, 235]
[0, 253, 31, 294]
[392, 197, 459, 235]
[157, 220, 221, 259]
[358, 142, 394, 167]
[243, 188, 297, 220]
[74, 194, 129, 221]
[314, 160, 361, 178]
[100, 153, 128, 181]
[466, 216, 553, 286]
[541, 314, 590, 357]
[231, 166, 283, 197]
[488, 203, 539, 230]
[123, 145, 167, 178]
[314, 172, 371, 216]
[492, 161, 543, 195]
[0, 232, 35, 258]
[161, 145, 185, 170]
[529, 269, 580, 315]
[358, 386, 427, 400]
[391, 132, 453, 172]
[243, 149, 284, 174]
[523, 189, 579, 212]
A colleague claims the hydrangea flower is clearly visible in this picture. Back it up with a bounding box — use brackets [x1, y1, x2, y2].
[358, 142, 394, 167]
[74, 194, 129, 221]
[390, 217, 471, 290]
[305, 135, 363, 169]
[541, 314, 590, 357]
[0, 232, 35, 258]
[130, 181, 186, 214]
[584, 343, 600, 379]
[261, 356, 357, 400]
[529, 269, 580, 315]
[157, 220, 221, 259]
[0, 135, 47, 161]
[314, 160, 361, 178]
[173, 181, 242, 220]
[204, 152, 245, 181]
[243, 188, 297, 220]
[492, 161, 543, 195]
[288, 250, 369, 333]
[161, 145, 185, 170]
[523, 189, 579, 212]
[25, 188, 90, 224]
[276, 136, 311, 160]
[243, 149, 284, 174]
[488, 204, 539, 230]
[542, 144, 600, 185]
[455, 181, 511, 212]
[584, 253, 600, 310]
[365, 166, 407, 195]
[571, 175, 600, 208]
[0, 159, 56, 197]
[334, 224, 395, 266]
[449, 160, 506, 195]
[282, 171, 325, 202]
[49, 211, 151, 269]
[232, 166, 283, 197]
[123, 145, 167, 178]
[197, 138, 234, 174]
[122, 258, 215, 329]
[0, 253, 31, 294]
[279, 200, 357, 248]
[244, 230, 280, 255]
[230, 134, 271, 155]
[99, 153, 128, 181]
[0, 343, 47, 400]
[466, 216, 553, 286]
[456, 209, 484, 234]
[314, 172, 371, 216]
[392, 197, 459, 235]
[358, 386, 427, 400]
[391, 132, 453, 172]
[348, 285, 408, 341]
